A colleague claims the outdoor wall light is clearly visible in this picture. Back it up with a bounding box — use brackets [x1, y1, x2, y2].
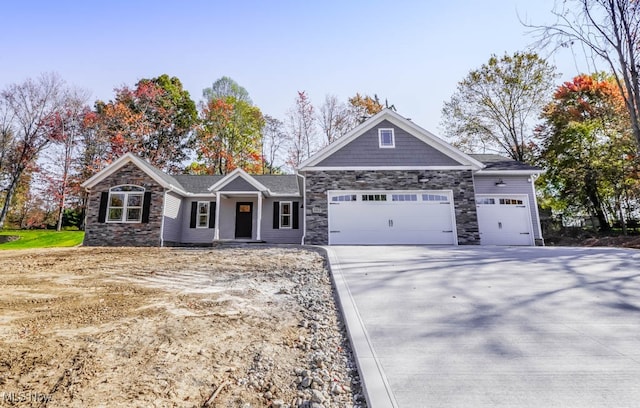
[495, 179, 507, 187]
[418, 177, 430, 183]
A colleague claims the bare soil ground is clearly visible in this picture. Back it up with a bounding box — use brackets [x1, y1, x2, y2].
[0, 247, 364, 407]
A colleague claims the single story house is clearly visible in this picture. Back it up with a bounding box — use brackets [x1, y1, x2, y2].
[81, 109, 543, 246]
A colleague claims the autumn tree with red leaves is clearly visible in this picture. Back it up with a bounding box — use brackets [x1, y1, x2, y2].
[86, 74, 197, 172]
[536, 73, 640, 231]
[192, 94, 264, 175]
[0, 73, 69, 228]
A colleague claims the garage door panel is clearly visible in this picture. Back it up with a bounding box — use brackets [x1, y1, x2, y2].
[328, 191, 456, 245]
[476, 195, 533, 246]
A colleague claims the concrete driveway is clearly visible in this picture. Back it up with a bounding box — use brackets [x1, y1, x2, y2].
[325, 246, 640, 408]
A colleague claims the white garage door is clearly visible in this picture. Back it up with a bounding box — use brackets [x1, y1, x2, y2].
[328, 191, 457, 245]
[476, 195, 534, 246]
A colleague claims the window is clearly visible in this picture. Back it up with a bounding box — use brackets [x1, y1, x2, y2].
[391, 194, 417, 202]
[422, 194, 449, 202]
[476, 197, 496, 205]
[378, 128, 395, 148]
[331, 194, 357, 202]
[500, 198, 524, 205]
[280, 201, 292, 229]
[107, 185, 144, 223]
[362, 194, 387, 201]
[197, 202, 209, 228]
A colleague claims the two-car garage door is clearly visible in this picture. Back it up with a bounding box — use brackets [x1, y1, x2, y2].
[328, 190, 457, 245]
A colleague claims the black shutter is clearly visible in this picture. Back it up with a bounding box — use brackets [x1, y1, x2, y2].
[190, 202, 197, 228]
[273, 201, 280, 229]
[208, 202, 216, 228]
[141, 192, 152, 223]
[98, 192, 108, 223]
[292, 201, 299, 229]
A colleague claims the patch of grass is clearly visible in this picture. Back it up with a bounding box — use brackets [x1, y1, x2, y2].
[0, 230, 84, 250]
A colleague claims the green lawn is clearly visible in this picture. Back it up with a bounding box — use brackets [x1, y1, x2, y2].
[0, 230, 84, 250]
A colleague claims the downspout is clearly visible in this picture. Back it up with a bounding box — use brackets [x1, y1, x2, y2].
[530, 174, 544, 246]
[159, 190, 167, 247]
[298, 172, 306, 245]
[256, 191, 262, 241]
[214, 191, 221, 240]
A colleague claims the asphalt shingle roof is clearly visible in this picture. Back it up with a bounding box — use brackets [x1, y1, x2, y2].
[469, 154, 541, 172]
[171, 174, 301, 195]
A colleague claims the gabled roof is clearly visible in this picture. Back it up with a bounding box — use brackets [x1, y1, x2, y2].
[80, 153, 186, 192]
[208, 168, 269, 192]
[470, 154, 542, 174]
[298, 109, 485, 170]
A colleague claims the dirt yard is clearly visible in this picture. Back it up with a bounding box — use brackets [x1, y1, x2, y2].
[0, 247, 365, 407]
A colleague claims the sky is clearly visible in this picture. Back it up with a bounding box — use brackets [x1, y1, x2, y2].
[1, 0, 590, 134]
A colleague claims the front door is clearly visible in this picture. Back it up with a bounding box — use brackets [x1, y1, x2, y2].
[235, 202, 253, 238]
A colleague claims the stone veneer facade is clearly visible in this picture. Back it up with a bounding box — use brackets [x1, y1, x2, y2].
[303, 170, 481, 245]
[84, 163, 165, 246]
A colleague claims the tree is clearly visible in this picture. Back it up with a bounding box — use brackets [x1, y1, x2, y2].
[262, 115, 287, 174]
[0, 73, 67, 228]
[347, 93, 385, 124]
[39, 87, 90, 231]
[285, 91, 318, 168]
[531, 0, 640, 154]
[87, 74, 197, 172]
[319, 94, 352, 144]
[203, 76, 252, 104]
[442, 52, 557, 162]
[193, 96, 264, 175]
[536, 73, 638, 231]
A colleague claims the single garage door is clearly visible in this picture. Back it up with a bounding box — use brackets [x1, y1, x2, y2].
[328, 190, 457, 245]
[476, 194, 534, 245]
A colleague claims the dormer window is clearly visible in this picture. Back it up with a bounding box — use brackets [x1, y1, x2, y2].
[378, 128, 395, 148]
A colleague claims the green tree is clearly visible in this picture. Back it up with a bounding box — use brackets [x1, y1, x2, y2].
[536, 73, 639, 231]
[442, 52, 556, 162]
[203, 76, 252, 104]
[86, 74, 197, 172]
[193, 96, 264, 175]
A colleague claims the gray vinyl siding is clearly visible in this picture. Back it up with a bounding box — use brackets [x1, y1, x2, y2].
[473, 174, 542, 239]
[220, 177, 258, 191]
[218, 197, 258, 239]
[162, 191, 183, 244]
[317, 120, 462, 167]
[260, 197, 303, 244]
[179, 198, 216, 244]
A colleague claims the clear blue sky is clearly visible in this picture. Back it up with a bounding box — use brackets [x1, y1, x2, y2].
[1, 0, 587, 133]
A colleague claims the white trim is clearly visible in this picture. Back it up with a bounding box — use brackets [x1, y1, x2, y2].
[298, 173, 306, 245]
[475, 193, 535, 246]
[530, 174, 543, 242]
[105, 187, 144, 223]
[214, 191, 221, 240]
[208, 168, 268, 192]
[256, 192, 262, 240]
[81, 153, 174, 190]
[475, 169, 543, 176]
[378, 128, 395, 148]
[160, 191, 167, 247]
[279, 201, 293, 229]
[298, 109, 485, 170]
[195, 201, 210, 229]
[300, 165, 476, 171]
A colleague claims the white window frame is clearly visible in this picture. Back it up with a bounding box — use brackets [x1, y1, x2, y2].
[378, 128, 395, 148]
[279, 201, 292, 229]
[196, 201, 210, 228]
[107, 185, 144, 223]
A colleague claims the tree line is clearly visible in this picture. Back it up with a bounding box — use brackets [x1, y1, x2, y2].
[0, 73, 388, 230]
[441, 0, 640, 233]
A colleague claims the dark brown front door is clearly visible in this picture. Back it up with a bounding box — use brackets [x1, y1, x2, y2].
[235, 202, 253, 238]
